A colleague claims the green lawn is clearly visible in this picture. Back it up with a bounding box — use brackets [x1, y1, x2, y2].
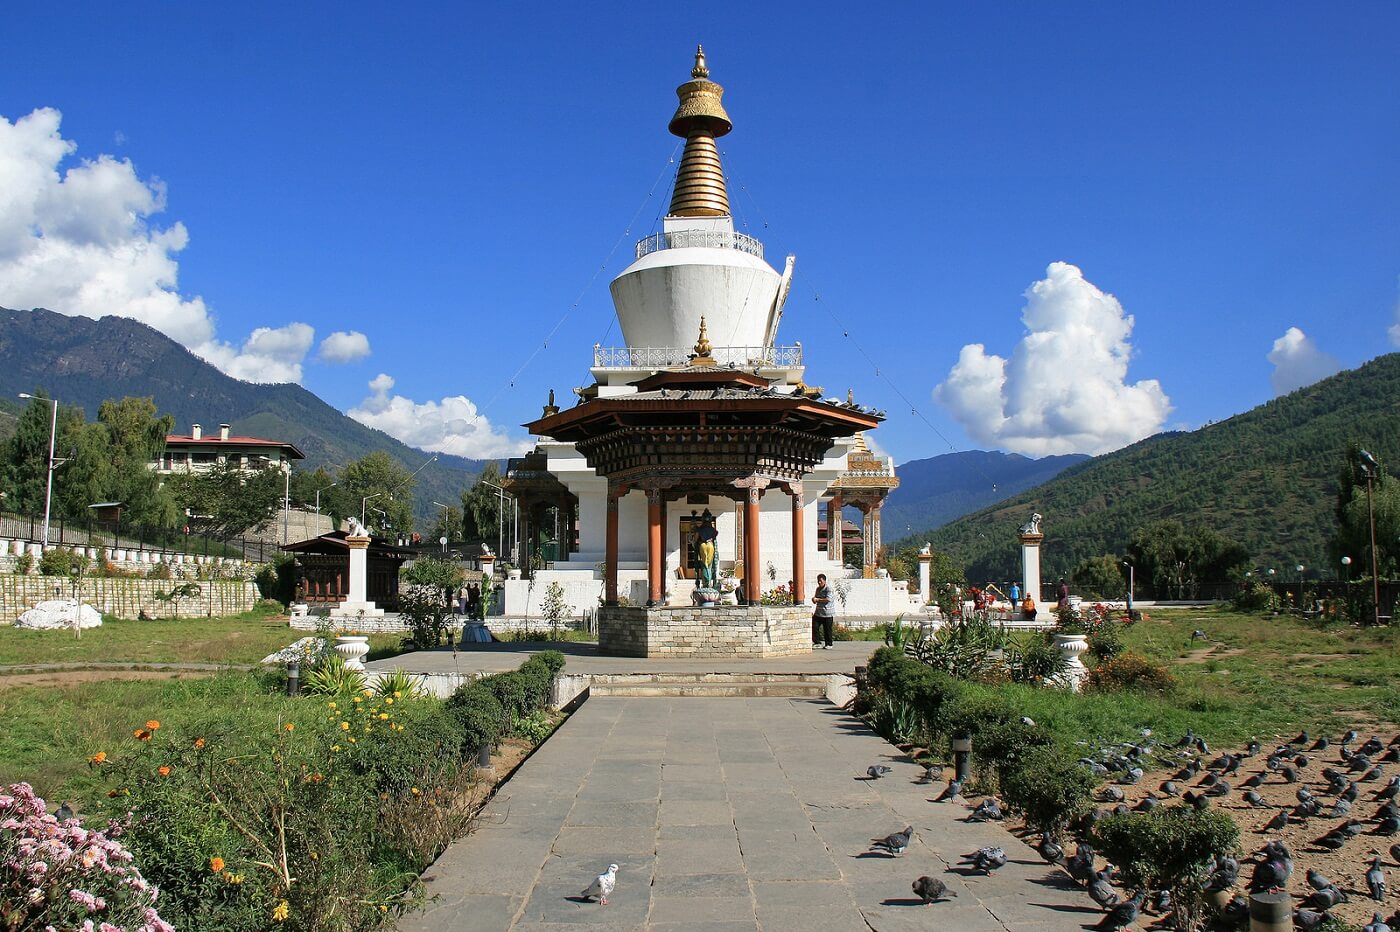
[0, 673, 289, 812]
[0, 607, 405, 666]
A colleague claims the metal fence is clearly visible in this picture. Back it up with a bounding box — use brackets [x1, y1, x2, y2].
[592, 344, 803, 370]
[634, 229, 764, 260]
[0, 510, 277, 563]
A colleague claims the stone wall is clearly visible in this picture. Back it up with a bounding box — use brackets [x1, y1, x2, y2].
[0, 576, 260, 620]
[597, 604, 810, 658]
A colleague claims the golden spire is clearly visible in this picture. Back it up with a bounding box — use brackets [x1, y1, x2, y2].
[853, 432, 870, 454]
[668, 45, 731, 217]
[689, 316, 716, 366]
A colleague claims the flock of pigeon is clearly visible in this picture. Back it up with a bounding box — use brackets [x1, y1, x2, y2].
[1077, 726, 1399, 928]
[575, 728, 1398, 928]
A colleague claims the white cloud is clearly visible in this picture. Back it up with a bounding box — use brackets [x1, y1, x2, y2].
[1266, 326, 1341, 396]
[0, 107, 314, 384]
[1390, 276, 1400, 348]
[934, 261, 1172, 456]
[348, 373, 531, 460]
[318, 330, 371, 364]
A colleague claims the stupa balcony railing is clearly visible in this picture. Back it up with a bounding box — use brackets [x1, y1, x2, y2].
[593, 344, 802, 370]
[634, 229, 765, 260]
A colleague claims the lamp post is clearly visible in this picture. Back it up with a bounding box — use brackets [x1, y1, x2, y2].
[478, 480, 513, 564]
[1341, 555, 1351, 583]
[1122, 560, 1134, 615]
[314, 482, 337, 517]
[1358, 449, 1382, 627]
[432, 501, 452, 551]
[17, 393, 59, 548]
[360, 453, 439, 528]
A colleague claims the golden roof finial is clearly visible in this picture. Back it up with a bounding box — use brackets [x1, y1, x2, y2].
[668, 45, 731, 217]
[853, 432, 870, 454]
[689, 316, 716, 366]
[692, 44, 709, 78]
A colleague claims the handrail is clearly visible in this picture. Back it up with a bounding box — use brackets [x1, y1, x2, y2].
[593, 344, 802, 369]
[634, 229, 765, 260]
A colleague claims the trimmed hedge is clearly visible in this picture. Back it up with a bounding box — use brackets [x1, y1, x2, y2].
[445, 682, 504, 753]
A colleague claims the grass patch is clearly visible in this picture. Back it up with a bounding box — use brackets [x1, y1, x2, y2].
[0, 606, 405, 667]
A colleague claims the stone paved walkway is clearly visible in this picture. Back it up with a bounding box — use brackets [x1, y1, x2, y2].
[400, 697, 1099, 931]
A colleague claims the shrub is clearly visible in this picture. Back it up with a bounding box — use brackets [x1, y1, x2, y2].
[1092, 806, 1239, 931]
[1005, 632, 1067, 683]
[1084, 652, 1176, 694]
[334, 694, 463, 796]
[1087, 618, 1126, 661]
[14, 551, 34, 575]
[39, 547, 86, 577]
[530, 649, 566, 679]
[147, 560, 173, 580]
[541, 581, 570, 625]
[484, 671, 532, 723]
[1231, 579, 1279, 613]
[372, 667, 424, 699]
[0, 781, 173, 931]
[303, 655, 367, 696]
[998, 746, 1095, 841]
[445, 681, 504, 753]
[253, 553, 295, 605]
[397, 582, 456, 648]
[514, 710, 556, 744]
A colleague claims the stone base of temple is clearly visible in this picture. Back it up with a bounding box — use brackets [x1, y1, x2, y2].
[597, 605, 811, 658]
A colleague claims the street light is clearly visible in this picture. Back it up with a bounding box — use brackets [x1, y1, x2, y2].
[1122, 560, 1135, 615]
[478, 479, 515, 564]
[360, 453, 439, 528]
[1358, 449, 1382, 626]
[17, 393, 60, 548]
[314, 481, 337, 517]
[432, 501, 453, 551]
[1341, 555, 1351, 583]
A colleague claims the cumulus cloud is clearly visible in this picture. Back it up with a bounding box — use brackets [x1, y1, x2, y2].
[318, 330, 371, 364]
[934, 262, 1172, 456]
[348, 373, 530, 460]
[1390, 277, 1400, 348]
[0, 107, 315, 383]
[1266, 326, 1341, 396]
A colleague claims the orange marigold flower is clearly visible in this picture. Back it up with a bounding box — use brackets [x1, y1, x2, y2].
[146, 720, 160, 731]
[194, 738, 206, 749]
[283, 723, 295, 732]
[158, 766, 171, 777]
[133, 729, 151, 741]
[90, 751, 108, 764]
[209, 856, 225, 872]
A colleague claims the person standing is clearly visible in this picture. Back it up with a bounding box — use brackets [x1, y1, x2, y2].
[812, 573, 834, 649]
[1009, 581, 1021, 605]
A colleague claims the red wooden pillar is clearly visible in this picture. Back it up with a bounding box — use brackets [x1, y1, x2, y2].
[790, 484, 806, 604]
[605, 485, 621, 605]
[744, 486, 763, 604]
[646, 488, 663, 606]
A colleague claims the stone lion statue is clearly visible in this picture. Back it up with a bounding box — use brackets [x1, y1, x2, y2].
[1019, 513, 1043, 536]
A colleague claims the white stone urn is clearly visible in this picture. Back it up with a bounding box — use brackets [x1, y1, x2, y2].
[1052, 633, 1089, 691]
[334, 635, 370, 671]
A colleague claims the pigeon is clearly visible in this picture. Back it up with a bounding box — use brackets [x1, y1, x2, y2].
[1279, 765, 1299, 783]
[916, 765, 938, 785]
[54, 801, 74, 821]
[1362, 736, 1386, 755]
[1151, 889, 1172, 914]
[967, 798, 1003, 822]
[1191, 629, 1207, 641]
[866, 765, 893, 780]
[1088, 871, 1121, 909]
[1249, 841, 1293, 892]
[582, 863, 618, 905]
[871, 825, 913, 855]
[1351, 754, 1376, 773]
[912, 875, 954, 904]
[1295, 754, 1311, 769]
[1095, 891, 1144, 931]
[1313, 830, 1348, 851]
[1368, 856, 1388, 901]
[1119, 767, 1144, 786]
[934, 779, 962, 802]
[1311, 736, 1331, 751]
[1390, 841, 1400, 864]
[1363, 913, 1392, 932]
[1293, 730, 1311, 746]
[1382, 748, 1400, 763]
[1262, 810, 1289, 832]
[1021, 716, 1036, 727]
[1134, 796, 1159, 813]
[1242, 774, 1265, 789]
[1160, 780, 1180, 796]
[1099, 786, 1125, 803]
[1376, 777, 1400, 802]
[1294, 908, 1334, 931]
[1343, 729, 1359, 746]
[963, 846, 1006, 874]
[1298, 788, 1316, 804]
[1037, 837, 1064, 865]
[1376, 814, 1400, 835]
[1246, 740, 1262, 756]
[1343, 782, 1362, 803]
[1205, 780, 1231, 798]
[1200, 771, 1220, 787]
[1309, 885, 1347, 909]
[1204, 855, 1239, 893]
[1222, 895, 1250, 925]
[1244, 789, 1267, 807]
[1331, 799, 1354, 818]
[1306, 868, 1335, 892]
[1065, 844, 1096, 884]
[1188, 791, 1210, 811]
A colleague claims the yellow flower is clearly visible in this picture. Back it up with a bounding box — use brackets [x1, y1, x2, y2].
[347, 737, 356, 743]
[340, 721, 350, 731]
[384, 697, 394, 705]
[378, 713, 389, 721]
[326, 701, 337, 709]
[309, 850, 319, 861]
[209, 856, 225, 873]
[272, 900, 289, 922]
[331, 744, 341, 752]
[224, 871, 245, 885]
[410, 787, 421, 796]
[353, 697, 362, 704]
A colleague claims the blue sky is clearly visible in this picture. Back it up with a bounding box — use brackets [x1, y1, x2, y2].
[2, 3, 1397, 464]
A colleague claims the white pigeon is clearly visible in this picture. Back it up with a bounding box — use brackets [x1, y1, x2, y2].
[582, 863, 618, 905]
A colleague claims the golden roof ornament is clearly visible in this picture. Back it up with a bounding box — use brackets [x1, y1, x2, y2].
[688, 316, 716, 366]
[853, 432, 870, 454]
[668, 45, 731, 217]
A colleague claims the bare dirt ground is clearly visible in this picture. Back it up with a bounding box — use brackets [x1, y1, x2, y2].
[0, 670, 210, 688]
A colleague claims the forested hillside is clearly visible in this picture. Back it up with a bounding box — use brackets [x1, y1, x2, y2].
[882, 450, 1087, 535]
[920, 353, 1400, 582]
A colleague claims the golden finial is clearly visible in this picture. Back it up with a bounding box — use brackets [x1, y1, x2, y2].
[669, 45, 731, 217]
[853, 432, 870, 454]
[692, 44, 709, 78]
[689, 316, 716, 366]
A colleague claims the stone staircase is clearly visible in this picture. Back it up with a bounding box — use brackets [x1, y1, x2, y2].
[586, 672, 832, 699]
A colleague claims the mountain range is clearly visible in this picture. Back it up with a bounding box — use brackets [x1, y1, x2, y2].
[919, 352, 1400, 582]
[0, 307, 492, 525]
[880, 450, 1088, 539]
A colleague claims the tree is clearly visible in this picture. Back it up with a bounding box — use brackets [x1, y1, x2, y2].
[1071, 554, 1127, 599]
[0, 392, 78, 515]
[460, 462, 502, 544]
[427, 504, 463, 547]
[167, 461, 284, 539]
[94, 397, 179, 533]
[1128, 521, 1248, 599]
[338, 452, 416, 535]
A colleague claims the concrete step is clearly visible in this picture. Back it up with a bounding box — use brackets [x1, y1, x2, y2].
[587, 672, 830, 699]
